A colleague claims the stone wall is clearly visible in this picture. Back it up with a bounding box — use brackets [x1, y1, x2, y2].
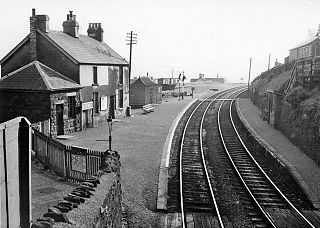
[32, 150, 123, 228]
[95, 171, 122, 228]
[278, 100, 320, 165]
[50, 91, 81, 137]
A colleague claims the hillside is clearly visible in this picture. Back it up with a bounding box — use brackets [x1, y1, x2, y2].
[252, 70, 291, 95]
[252, 69, 320, 165]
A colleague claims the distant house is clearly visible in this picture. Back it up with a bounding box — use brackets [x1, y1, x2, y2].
[191, 73, 225, 83]
[289, 27, 320, 62]
[156, 77, 178, 91]
[0, 9, 130, 130]
[285, 26, 320, 93]
[130, 77, 162, 108]
[0, 61, 82, 137]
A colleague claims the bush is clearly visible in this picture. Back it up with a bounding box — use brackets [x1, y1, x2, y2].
[284, 86, 310, 108]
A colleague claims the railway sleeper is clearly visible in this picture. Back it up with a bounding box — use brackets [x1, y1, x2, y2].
[250, 187, 276, 192]
[243, 179, 267, 184]
[184, 204, 215, 212]
[246, 183, 271, 188]
[183, 190, 211, 195]
[241, 172, 261, 176]
[255, 197, 284, 203]
[242, 176, 265, 180]
[259, 202, 287, 207]
[253, 192, 278, 197]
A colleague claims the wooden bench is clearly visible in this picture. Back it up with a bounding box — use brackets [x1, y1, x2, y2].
[142, 104, 155, 114]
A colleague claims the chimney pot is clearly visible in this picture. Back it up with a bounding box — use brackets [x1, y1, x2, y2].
[32, 8, 36, 16]
[87, 22, 104, 42]
[63, 11, 79, 38]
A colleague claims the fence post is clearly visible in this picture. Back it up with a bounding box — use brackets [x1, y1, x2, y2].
[45, 137, 49, 169]
[85, 148, 88, 180]
[64, 145, 69, 179]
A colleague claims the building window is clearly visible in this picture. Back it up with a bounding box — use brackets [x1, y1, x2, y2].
[119, 66, 123, 85]
[118, 89, 123, 108]
[68, 96, 76, 118]
[93, 66, 98, 85]
[93, 92, 99, 113]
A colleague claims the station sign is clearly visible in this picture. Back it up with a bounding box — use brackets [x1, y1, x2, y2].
[82, 101, 93, 110]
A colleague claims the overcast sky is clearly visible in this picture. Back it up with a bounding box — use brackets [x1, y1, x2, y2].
[0, 0, 319, 82]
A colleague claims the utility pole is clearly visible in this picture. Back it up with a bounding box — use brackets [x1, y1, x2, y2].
[126, 31, 137, 93]
[178, 74, 181, 101]
[248, 58, 252, 93]
[182, 71, 185, 100]
[268, 53, 271, 71]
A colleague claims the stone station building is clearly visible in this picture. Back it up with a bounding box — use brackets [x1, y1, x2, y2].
[0, 9, 130, 135]
[0, 61, 82, 137]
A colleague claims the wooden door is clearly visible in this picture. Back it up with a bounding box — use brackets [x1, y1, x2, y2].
[56, 104, 64, 135]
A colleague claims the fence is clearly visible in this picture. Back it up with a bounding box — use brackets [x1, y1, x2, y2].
[32, 129, 104, 181]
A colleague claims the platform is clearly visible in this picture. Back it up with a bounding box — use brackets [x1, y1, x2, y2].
[236, 98, 320, 209]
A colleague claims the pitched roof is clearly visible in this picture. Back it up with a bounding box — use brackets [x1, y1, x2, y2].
[42, 30, 128, 65]
[290, 36, 319, 50]
[0, 30, 129, 66]
[0, 61, 82, 91]
[133, 77, 158, 87]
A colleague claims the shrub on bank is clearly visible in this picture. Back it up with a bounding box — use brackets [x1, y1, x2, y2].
[279, 87, 320, 165]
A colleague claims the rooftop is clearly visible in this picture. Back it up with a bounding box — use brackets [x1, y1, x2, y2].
[0, 61, 82, 91]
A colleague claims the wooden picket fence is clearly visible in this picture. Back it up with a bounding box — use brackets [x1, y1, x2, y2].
[32, 129, 104, 181]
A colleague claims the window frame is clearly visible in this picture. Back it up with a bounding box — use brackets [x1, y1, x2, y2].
[93, 66, 98, 85]
[118, 89, 123, 109]
[68, 96, 76, 119]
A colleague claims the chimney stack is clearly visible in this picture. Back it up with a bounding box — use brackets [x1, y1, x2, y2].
[87, 23, 104, 42]
[63, 11, 79, 38]
[30, 9, 49, 61]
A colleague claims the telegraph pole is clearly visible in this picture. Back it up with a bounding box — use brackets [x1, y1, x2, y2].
[268, 53, 271, 71]
[126, 31, 137, 93]
[248, 58, 252, 93]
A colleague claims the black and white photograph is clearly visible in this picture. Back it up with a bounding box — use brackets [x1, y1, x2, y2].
[0, 0, 320, 227]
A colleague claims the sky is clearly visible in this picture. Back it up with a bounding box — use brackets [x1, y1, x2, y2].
[0, 0, 320, 82]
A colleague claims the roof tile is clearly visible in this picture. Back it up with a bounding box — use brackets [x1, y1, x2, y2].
[44, 30, 128, 65]
[0, 61, 82, 91]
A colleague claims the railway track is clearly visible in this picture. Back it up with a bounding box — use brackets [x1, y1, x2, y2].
[178, 87, 245, 227]
[167, 87, 319, 227]
[217, 89, 317, 227]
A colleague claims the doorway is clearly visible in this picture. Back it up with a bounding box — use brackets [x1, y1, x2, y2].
[82, 110, 90, 129]
[109, 95, 116, 119]
[56, 104, 64, 135]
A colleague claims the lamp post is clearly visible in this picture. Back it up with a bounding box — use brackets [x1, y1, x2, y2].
[107, 116, 113, 151]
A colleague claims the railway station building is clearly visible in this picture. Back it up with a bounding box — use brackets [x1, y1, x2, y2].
[0, 9, 130, 135]
[130, 77, 162, 108]
[0, 61, 82, 137]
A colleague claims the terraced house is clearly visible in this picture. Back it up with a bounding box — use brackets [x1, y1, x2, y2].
[0, 9, 130, 136]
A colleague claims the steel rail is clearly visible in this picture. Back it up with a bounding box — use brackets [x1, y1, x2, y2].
[179, 86, 246, 227]
[229, 91, 316, 228]
[217, 88, 278, 227]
